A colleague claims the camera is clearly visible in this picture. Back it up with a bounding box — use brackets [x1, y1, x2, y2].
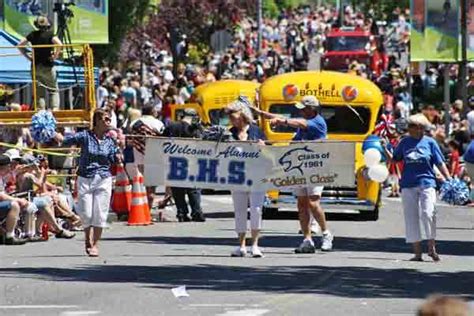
[53, 0, 75, 19]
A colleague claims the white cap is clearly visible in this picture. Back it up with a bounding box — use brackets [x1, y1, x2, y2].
[5, 149, 21, 161]
[295, 96, 320, 110]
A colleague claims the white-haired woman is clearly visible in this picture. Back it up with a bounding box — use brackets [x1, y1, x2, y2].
[225, 97, 267, 258]
[389, 114, 451, 262]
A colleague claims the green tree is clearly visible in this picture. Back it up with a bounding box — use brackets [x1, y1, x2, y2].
[275, 0, 308, 10]
[92, 0, 152, 65]
[121, 0, 245, 66]
[264, 0, 280, 18]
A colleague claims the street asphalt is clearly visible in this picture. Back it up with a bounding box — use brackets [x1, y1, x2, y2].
[0, 193, 473, 316]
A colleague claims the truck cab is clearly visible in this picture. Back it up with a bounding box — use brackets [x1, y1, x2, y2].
[322, 27, 372, 72]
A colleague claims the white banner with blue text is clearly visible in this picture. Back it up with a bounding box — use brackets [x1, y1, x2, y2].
[144, 138, 355, 191]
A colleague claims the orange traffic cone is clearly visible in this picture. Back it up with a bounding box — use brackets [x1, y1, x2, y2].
[128, 172, 151, 226]
[112, 164, 132, 217]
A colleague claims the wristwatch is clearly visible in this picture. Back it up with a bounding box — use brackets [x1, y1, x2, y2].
[284, 118, 288, 125]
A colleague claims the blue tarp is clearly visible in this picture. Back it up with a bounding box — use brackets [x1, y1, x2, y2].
[0, 30, 97, 86]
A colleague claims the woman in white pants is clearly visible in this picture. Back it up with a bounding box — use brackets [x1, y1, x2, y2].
[390, 114, 451, 262]
[56, 109, 119, 257]
[226, 97, 266, 258]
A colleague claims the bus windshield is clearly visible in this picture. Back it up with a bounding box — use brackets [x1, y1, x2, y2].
[269, 104, 371, 134]
[326, 36, 368, 51]
[209, 109, 230, 126]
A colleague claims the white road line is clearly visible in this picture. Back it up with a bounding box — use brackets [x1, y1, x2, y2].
[216, 309, 270, 316]
[202, 196, 232, 202]
[60, 312, 101, 316]
[0, 305, 79, 309]
[190, 304, 247, 307]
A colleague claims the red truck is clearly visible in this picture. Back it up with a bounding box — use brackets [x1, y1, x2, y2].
[322, 27, 387, 75]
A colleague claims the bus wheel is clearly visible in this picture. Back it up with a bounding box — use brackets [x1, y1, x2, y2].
[359, 207, 379, 221]
[262, 206, 279, 219]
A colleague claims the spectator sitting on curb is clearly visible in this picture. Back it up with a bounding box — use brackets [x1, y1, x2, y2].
[0, 154, 26, 245]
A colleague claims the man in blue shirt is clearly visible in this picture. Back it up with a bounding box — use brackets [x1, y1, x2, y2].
[253, 95, 333, 253]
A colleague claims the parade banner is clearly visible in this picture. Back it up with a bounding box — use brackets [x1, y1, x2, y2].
[411, 0, 460, 61]
[468, 0, 474, 59]
[0, 0, 4, 29]
[144, 138, 355, 191]
[3, 0, 108, 44]
[4, 0, 49, 39]
[68, 0, 108, 44]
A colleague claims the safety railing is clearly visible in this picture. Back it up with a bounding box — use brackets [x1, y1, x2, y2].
[0, 43, 96, 127]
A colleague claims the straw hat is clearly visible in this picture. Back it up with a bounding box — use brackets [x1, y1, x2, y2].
[407, 113, 432, 128]
[128, 108, 142, 126]
[225, 96, 254, 123]
[8, 103, 22, 112]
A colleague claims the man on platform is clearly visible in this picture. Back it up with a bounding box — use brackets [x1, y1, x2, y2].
[17, 16, 62, 110]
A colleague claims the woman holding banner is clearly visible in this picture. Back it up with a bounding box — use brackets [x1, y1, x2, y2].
[225, 97, 267, 258]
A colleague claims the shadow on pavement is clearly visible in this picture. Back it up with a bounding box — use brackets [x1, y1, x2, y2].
[204, 211, 234, 219]
[204, 211, 369, 221]
[101, 235, 474, 257]
[0, 264, 472, 300]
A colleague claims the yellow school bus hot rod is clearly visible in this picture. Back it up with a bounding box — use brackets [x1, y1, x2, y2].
[170, 80, 260, 125]
[259, 71, 383, 220]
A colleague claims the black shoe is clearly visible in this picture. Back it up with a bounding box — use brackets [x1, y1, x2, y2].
[191, 213, 206, 222]
[55, 230, 75, 239]
[177, 215, 191, 222]
[26, 236, 47, 243]
[4, 237, 27, 245]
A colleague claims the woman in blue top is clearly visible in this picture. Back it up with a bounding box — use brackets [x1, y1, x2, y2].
[464, 139, 474, 180]
[225, 98, 267, 258]
[390, 114, 451, 262]
[56, 109, 119, 257]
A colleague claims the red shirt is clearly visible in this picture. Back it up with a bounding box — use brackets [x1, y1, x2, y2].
[449, 150, 461, 177]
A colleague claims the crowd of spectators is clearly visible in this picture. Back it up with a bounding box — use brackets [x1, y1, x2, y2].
[0, 3, 473, 245]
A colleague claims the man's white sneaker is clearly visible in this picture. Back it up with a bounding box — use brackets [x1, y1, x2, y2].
[231, 247, 247, 257]
[251, 246, 264, 258]
[294, 239, 316, 254]
[321, 231, 333, 251]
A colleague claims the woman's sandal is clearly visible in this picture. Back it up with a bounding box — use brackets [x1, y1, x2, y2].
[85, 242, 92, 256]
[428, 252, 441, 262]
[88, 247, 99, 257]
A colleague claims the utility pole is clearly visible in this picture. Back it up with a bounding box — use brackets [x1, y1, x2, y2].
[459, 0, 468, 112]
[338, 0, 343, 26]
[444, 65, 451, 137]
[169, 26, 179, 78]
[257, 0, 262, 54]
